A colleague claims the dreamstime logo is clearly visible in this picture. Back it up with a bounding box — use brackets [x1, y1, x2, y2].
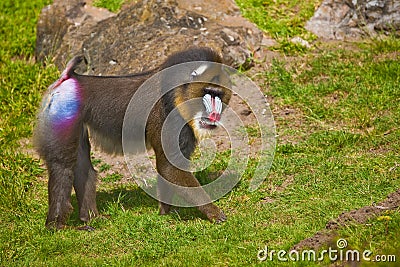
[257, 238, 397, 263]
[337, 238, 347, 249]
[121, 61, 276, 206]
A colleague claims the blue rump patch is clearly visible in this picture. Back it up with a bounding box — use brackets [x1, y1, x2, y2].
[43, 78, 81, 131]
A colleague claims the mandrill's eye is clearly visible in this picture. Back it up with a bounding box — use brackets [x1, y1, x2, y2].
[203, 87, 224, 99]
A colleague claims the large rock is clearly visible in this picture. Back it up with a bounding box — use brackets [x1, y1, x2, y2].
[35, 0, 275, 74]
[306, 0, 400, 39]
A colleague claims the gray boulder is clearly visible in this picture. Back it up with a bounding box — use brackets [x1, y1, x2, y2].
[306, 0, 400, 39]
[35, 0, 275, 73]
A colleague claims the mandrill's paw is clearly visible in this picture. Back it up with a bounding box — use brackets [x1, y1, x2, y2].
[201, 204, 227, 223]
[159, 202, 173, 215]
[45, 221, 67, 230]
[45, 203, 73, 230]
[45, 215, 71, 230]
[209, 210, 227, 224]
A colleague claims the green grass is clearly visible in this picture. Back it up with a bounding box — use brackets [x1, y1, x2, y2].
[93, 0, 128, 12]
[1, 0, 399, 266]
[101, 173, 123, 183]
[235, 0, 321, 53]
[0, 0, 57, 216]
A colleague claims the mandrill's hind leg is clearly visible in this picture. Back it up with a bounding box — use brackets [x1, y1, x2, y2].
[157, 174, 174, 215]
[46, 161, 75, 229]
[43, 129, 81, 229]
[73, 126, 99, 222]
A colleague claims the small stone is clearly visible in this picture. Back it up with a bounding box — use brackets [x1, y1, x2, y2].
[290, 36, 311, 48]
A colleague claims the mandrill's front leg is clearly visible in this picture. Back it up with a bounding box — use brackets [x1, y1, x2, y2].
[155, 152, 227, 223]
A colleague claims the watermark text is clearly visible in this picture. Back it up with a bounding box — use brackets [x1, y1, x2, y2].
[257, 238, 397, 263]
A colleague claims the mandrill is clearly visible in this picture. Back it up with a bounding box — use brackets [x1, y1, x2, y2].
[34, 47, 232, 229]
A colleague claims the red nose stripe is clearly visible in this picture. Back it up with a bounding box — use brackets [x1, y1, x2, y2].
[209, 96, 221, 122]
[209, 111, 221, 122]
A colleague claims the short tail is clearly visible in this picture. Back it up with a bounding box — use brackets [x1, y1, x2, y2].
[45, 55, 83, 92]
[60, 56, 84, 81]
[65, 56, 83, 73]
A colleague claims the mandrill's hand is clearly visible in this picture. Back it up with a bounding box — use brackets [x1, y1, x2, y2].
[200, 203, 227, 223]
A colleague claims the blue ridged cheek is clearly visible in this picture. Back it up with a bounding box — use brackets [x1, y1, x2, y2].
[42, 78, 81, 134]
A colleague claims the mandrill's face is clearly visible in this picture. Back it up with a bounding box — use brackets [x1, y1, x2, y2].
[173, 63, 232, 138]
[198, 86, 225, 130]
[200, 90, 222, 130]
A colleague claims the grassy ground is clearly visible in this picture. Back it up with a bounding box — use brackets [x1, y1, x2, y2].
[1, 0, 399, 266]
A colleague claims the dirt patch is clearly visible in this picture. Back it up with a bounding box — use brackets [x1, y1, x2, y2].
[292, 189, 400, 251]
[90, 150, 132, 184]
[275, 175, 294, 193]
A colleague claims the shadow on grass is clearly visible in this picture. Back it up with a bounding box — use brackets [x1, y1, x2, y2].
[67, 186, 208, 227]
[67, 186, 156, 227]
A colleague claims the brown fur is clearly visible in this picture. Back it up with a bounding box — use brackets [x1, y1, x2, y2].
[34, 47, 231, 229]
